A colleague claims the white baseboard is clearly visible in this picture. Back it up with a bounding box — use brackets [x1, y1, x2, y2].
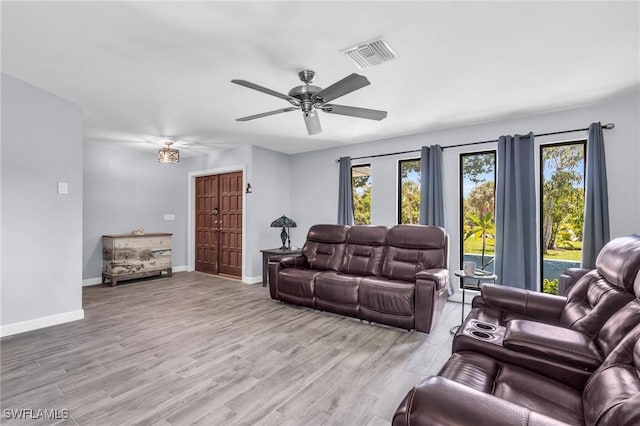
[1, 309, 85, 338]
[83, 265, 189, 287]
[83, 277, 102, 287]
[243, 275, 263, 285]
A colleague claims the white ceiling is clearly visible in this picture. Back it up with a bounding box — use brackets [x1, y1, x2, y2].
[2, 1, 639, 155]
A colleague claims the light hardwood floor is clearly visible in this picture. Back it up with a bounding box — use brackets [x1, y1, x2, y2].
[1, 272, 460, 426]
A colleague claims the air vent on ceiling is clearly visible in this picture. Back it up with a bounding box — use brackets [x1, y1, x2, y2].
[341, 36, 398, 70]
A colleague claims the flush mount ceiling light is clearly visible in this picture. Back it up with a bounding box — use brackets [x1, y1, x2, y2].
[341, 36, 398, 70]
[158, 140, 179, 163]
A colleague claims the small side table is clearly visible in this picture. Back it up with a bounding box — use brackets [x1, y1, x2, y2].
[260, 248, 302, 287]
[451, 270, 498, 334]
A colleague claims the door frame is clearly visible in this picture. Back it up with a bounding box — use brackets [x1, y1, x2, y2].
[187, 165, 247, 281]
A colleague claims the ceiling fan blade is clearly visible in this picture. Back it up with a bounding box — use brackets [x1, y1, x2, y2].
[313, 73, 370, 103]
[236, 107, 298, 121]
[231, 79, 298, 104]
[303, 111, 322, 135]
[322, 104, 387, 121]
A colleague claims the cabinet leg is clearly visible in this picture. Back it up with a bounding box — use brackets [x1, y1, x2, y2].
[111, 278, 117, 287]
[166, 268, 173, 278]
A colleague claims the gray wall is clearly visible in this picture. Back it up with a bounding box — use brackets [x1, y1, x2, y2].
[1, 73, 83, 326]
[80, 94, 639, 288]
[289, 94, 640, 289]
[83, 141, 188, 279]
[250, 146, 291, 275]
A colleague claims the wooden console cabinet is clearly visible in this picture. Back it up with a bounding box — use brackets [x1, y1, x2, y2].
[102, 233, 172, 287]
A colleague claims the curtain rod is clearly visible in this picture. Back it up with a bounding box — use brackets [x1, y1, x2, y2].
[336, 122, 615, 163]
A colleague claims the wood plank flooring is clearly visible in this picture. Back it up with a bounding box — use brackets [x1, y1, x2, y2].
[1, 272, 460, 426]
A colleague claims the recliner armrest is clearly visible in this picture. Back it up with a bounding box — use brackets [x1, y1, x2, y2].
[277, 255, 307, 268]
[415, 268, 449, 290]
[392, 376, 569, 426]
[504, 319, 603, 371]
[479, 284, 566, 323]
[558, 268, 590, 296]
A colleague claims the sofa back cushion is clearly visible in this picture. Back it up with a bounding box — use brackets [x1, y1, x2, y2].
[302, 224, 349, 271]
[583, 323, 640, 426]
[381, 225, 448, 282]
[595, 234, 640, 291]
[595, 299, 640, 358]
[339, 225, 388, 276]
[560, 235, 640, 337]
[560, 270, 635, 337]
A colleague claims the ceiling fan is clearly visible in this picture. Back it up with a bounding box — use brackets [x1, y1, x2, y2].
[231, 70, 387, 135]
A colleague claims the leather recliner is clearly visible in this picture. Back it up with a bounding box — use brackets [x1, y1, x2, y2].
[393, 321, 640, 426]
[466, 235, 640, 338]
[450, 281, 640, 389]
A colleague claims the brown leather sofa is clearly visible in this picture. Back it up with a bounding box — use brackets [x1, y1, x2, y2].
[394, 324, 640, 426]
[466, 235, 640, 337]
[393, 235, 640, 425]
[268, 224, 450, 333]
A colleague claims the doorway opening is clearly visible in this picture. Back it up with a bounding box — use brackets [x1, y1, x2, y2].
[194, 171, 243, 278]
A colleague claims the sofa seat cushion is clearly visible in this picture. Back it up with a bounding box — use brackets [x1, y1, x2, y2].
[439, 351, 584, 426]
[278, 268, 321, 299]
[315, 272, 360, 305]
[359, 277, 415, 316]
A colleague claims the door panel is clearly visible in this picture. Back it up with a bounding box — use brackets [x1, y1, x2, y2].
[219, 172, 243, 277]
[195, 175, 219, 274]
[195, 172, 243, 278]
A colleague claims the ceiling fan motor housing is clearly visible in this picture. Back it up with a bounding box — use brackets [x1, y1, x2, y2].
[288, 84, 322, 112]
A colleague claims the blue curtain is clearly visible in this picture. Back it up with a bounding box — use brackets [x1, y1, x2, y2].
[337, 156, 354, 225]
[419, 145, 446, 227]
[419, 145, 453, 295]
[582, 123, 610, 268]
[494, 133, 537, 290]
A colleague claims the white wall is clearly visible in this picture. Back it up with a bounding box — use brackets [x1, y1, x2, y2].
[83, 141, 189, 281]
[289, 94, 640, 291]
[1, 74, 84, 335]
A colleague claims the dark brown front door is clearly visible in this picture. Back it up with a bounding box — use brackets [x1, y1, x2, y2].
[195, 172, 243, 277]
[219, 172, 243, 277]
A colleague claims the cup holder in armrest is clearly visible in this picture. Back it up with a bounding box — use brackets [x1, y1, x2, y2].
[460, 320, 504, 344]
[469, 330, 493, 340]
[469, 320, 497, 332]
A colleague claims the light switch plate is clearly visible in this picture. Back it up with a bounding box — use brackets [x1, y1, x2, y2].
[58, 182, 68, 194]
[164, 213, 176, 221]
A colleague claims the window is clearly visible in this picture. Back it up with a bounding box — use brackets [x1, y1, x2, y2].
[540, 141, 586, 294]
[460, 151, 496, 273]
[351, 164, 371, 225]
[398, 159, 421, 224]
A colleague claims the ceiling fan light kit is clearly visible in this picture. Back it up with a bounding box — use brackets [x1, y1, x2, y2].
[231, 70, 388, 135]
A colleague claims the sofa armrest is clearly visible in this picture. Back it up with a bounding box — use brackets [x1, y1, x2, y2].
[268, 261, 282, 300]
[278, 254, 307, 268]
[558, 268, 590, 296]
[415, 268, 449, 290]
[392, 376, 569, 426]
[414, 269, 450, 332]
[480, 284, 566, 323]
[504, 319, 602, 371]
